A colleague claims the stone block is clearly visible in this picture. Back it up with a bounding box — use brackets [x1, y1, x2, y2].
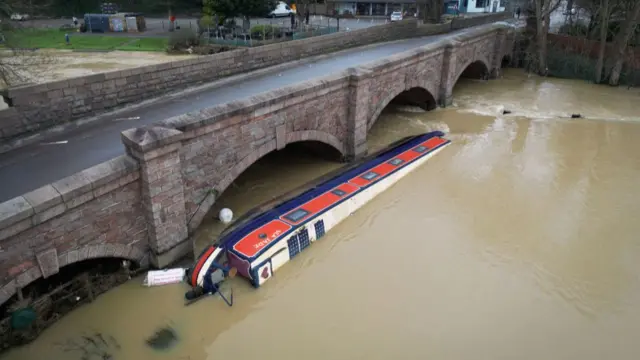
[36, 248, 59, 278]
[65, 191, 94, 209]
[51, 171, 93, 203]
[121, 126, 184, 154]
[0, 218, 31, 241]
[16, 266, 41, 288]
[83, 155, 139, 190]
[33, 203, 66, 224]
[0, 280, 17, 305]
[150, 237, 192, 269]
[0, 196, 33, 228]
[23, 185, 62, 213]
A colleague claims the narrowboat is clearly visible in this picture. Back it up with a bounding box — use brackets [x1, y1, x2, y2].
[184, 131, 450, 299]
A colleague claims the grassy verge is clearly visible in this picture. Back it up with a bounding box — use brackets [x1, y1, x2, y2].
[3, 28, 167, 52]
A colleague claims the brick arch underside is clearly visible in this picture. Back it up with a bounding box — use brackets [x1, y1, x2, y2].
[367, 84, 438, 131]
[0, 243, 146, 306]
[450, 56, 492, 94]
[186, 130, 347, 230]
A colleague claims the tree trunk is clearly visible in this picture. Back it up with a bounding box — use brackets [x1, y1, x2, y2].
[594, 0, 609, 83]
[608, 1, 640, 86]
[534, 0, 548, 74]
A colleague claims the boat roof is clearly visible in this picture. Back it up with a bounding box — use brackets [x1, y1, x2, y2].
[221, 131, 449, 260]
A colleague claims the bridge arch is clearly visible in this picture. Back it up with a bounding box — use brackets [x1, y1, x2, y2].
[367, 87, 437, 131]
[0, 243, 145, 309]
[452, 59, 491, 91]
[187, 130, 346, 230]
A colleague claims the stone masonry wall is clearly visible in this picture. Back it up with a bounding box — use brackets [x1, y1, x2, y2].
[0, 155, 148, 305]
[0, 12, 513, 145]
[177, 75, 351, 228]
[0, 22, 515, 306]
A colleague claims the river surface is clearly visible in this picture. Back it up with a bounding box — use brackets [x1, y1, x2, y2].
[3, 69, 640, 360]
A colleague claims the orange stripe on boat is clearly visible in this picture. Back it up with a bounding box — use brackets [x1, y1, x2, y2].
[281, 183, 359, 225]
[424, 136, 446, 149]
[191, 246, 216, 286]
[233, 220, 292, 258]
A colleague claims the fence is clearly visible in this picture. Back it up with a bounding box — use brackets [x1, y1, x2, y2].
[204, 24, 340, 47]
[293, 26, 339, 40]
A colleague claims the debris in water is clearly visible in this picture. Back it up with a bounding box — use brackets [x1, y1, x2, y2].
[56, 332, 120, 360]
[146, 327, 179, 351]
[142, 268, 186, 287]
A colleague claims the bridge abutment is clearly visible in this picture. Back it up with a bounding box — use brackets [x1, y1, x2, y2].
[439, 41, 462, 107]
[346, 68, 374, 161]
[121, 126, 191, 269]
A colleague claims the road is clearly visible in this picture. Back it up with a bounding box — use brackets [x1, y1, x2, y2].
[0, 29, 470, 202]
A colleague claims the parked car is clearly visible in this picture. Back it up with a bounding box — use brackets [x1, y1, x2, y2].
[389, 11, 403, 22]
[269, 1, 295, 18]
[10, 13, 30, 21]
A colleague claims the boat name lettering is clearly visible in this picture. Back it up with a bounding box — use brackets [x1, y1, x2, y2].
[252, 229, 283, 250]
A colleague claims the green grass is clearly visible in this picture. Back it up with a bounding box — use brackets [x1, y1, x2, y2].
[3, 28, 167, 52]
[115, 37, 168, 51]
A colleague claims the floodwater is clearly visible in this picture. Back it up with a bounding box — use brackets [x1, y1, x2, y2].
[4, 69, 640, 360]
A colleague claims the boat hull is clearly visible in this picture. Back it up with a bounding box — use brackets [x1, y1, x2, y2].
[186, 132, 450, 290]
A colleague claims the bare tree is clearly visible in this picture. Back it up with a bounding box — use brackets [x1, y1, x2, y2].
[532, 0, 564, 74]
[607, 0, 640, 85]
[594, 0, 610, 83]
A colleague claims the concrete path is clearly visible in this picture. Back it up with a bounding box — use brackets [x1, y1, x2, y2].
[0, 29, 473, 202]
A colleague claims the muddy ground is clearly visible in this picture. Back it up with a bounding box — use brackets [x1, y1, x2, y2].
[0, 50, 195, 88]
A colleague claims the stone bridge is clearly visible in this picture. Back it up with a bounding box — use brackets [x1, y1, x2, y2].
[0, 23, 515, 305]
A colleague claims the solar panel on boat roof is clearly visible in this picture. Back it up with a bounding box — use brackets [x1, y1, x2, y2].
[331, 189, 347, 197]
[413, 145, 428, 153]
[361, 171, 379, 181]
[284, 208, 310, 223]
[388, 158, 404, 166]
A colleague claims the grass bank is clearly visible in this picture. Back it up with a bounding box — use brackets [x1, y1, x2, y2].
[3, 28, 168, 52]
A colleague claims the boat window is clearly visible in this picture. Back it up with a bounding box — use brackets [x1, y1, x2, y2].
[361, 171, 379, 181]
[388, 158, 404, 166]
[331, 189, 347, 197]
[284, 208, 310, 222]
[413, 145, 428, 153]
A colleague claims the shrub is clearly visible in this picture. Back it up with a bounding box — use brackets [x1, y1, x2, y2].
[167, 28, 199, 51]
[559, 23, 589, 37]
[250, 24, 281, 40]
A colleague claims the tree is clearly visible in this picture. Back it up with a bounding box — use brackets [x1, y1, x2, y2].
[607, 0, 640, 85]
[532, 0, 564, 74]
[594, 0, 610, 83]
[206, 0, 276, 30]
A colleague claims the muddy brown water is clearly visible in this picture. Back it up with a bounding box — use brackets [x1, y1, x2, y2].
[3, 69, 640, 360]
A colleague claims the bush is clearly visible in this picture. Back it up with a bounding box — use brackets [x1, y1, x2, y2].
[250, 24, 281, 40]
[167, 28, 199, 51]
[559, 23, 589, 37]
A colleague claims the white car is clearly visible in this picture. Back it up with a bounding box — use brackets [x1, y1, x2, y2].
[10, 13, 30, 21]
[269, 1, 295, 18]
[390, 11, 403, 22]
